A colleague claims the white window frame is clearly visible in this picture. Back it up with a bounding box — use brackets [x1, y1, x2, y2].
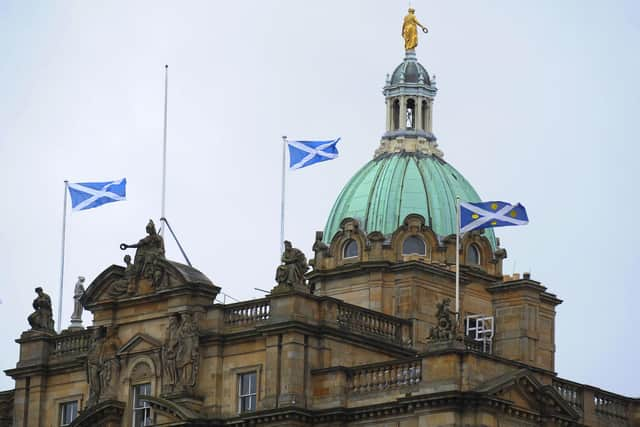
[132, 382, 152, 427]
[465, 314, 494, 353]
[59, 400, 79, 427]
[237, 371, 257, 414]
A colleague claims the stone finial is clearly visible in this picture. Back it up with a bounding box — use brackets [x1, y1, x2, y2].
[312, 231, 329, 254]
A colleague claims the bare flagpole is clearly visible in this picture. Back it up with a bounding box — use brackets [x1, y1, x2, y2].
[280, 136, 287, 254]
[455, 196, 461, 321]
[161, 65, 169, 237]
[57, 180, 69, 332]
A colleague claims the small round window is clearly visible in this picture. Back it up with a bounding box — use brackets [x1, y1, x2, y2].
[402, 236, 426, 256]
[467, 244, 481, 265]
[343, 239, 358, 258]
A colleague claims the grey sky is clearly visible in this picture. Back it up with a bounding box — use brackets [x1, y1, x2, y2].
[0, 1, 639, 395]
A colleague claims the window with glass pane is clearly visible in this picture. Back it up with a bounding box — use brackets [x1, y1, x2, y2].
[467, 244, 480, 265]
[59, 401, 78, 426]
[238, 372, 257, 413]
[343, 239, 358, 258]
[402, 236, 426, 255]
[132, 383, 152, 427]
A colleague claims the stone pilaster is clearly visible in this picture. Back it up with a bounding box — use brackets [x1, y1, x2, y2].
[277, 331, 306, 408]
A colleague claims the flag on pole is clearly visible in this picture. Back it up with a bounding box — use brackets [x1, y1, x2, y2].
[460, 201, 528, 233]
[287, 138, 340, 170]
[68, 178, 127, 211]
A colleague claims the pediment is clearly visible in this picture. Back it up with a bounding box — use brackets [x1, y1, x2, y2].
[475, 369, 579, 421]
[69, 399, 124, 427]
[81, 259, 219, 308]
[143, 395, 201, 422]
[117, 333, 162, 356]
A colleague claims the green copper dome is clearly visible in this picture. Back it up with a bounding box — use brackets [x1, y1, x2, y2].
[324, 152, 495, 246]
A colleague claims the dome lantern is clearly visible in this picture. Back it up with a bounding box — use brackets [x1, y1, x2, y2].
[378, 50, 442, 158]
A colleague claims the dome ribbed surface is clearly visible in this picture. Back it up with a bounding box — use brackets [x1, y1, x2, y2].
[390, 59, 430, 85]
[324, 152, 495, 245]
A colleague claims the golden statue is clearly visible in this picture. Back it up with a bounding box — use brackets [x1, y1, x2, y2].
[402, 8, 428, 50]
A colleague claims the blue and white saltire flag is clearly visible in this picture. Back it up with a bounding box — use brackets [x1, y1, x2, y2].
[460, 201, 528, 233]
[68, 178, 127, 211]
[287, 138, 340, 170]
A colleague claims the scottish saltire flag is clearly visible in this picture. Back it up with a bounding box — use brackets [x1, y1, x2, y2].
[68, 178, 127, 211]
[460, 201, 528, 233]
[287, 138, 340, 170]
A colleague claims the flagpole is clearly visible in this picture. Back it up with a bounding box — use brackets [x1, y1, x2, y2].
[455, 196, 460, 322]
[160, 64, 169, 237]
[57, 180, 69, 333]
[280, 136, 287, 253]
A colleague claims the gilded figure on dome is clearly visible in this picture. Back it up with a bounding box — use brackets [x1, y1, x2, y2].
[402, 8, 428, 50]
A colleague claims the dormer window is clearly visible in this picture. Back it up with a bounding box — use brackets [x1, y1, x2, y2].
[402, 236, 426, 256]
[467, 244, 481, 265]
[343, 239, 358, 259]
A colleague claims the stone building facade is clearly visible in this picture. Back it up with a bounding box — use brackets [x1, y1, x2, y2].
[1, 36, 638, 427]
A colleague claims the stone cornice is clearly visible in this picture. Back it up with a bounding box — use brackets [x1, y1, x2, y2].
[217, 391, 584, 426]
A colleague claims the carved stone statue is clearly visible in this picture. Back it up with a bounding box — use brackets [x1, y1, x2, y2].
[176, 313, 199, 389]
[428, 298, 457, 341]
[69, 276, 85, 328]
[86, 326, 121, 406]
[162, 315, 180, 390]
[120, 219, 166, 288]
[100, 327, 121, 400]
[86, 327, 105, 406]
[162, 313, 199, 394]
[27, 287, 55, 332]
[402, 8, 428, 50]
[108, 255, 137, 297]
[275, 241, 308, 289]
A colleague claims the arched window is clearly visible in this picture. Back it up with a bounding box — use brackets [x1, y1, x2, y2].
[343, 239, 358, 258]
[402, 236, 426, 256]
[467, 244, 481, 265]
[406, 99, 415, 129]
[392, 100, 400, 130]
[421, 100, 428, 130]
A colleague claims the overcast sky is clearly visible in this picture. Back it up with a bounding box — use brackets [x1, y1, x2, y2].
[1, 1, 639, 396]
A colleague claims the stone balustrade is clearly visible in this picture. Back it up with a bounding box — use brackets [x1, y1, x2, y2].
[594, 391, 628, 420]
[50, 330, 92, 358]
[553, 377, 637, 425]
[348, 358, 422, 394]
[223, 298, 270, 326]
[552, 378, 583, 411]
[335, 301, 412, 346]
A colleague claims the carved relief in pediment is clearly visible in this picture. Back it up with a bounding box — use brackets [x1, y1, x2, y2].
[480, 371, 579, 421]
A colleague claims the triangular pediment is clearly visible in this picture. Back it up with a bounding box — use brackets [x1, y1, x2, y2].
[475, 369, 579, 420]
[117, 333, 162, 356]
